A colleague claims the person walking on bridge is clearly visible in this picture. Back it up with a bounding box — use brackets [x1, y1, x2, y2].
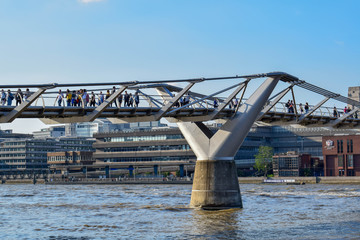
[305, 102, 309, 113]
[124, 91, 129, 107]
[66, 89, 72, 107]
[128, 93, 134, 107]
[71, 90, 77, 106]
[105, 90, 111, 106]
[56, 90, 64, 107]
[111, 86, 118, 107]
[82, 89, 89, 107]
[333, 106, 338, 117]
[24, 88, 31, 101]
[118, 93, 123, 108]
[15, 89, 23, 106]
[1, 89, 6, 106]
[134, 92, 140, 107]
[90, 91, 96, 107]
[213, 98, 219, 108]
[299, 103, 304, 114]
[7, 90, 14, 106]
[98, 91, 104, 105]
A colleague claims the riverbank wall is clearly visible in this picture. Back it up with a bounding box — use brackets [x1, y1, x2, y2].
[238, 176, 360, 184]
[2, 177, 360, 185]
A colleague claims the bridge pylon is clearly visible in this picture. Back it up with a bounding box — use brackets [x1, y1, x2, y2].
[177, 76, 281, 209]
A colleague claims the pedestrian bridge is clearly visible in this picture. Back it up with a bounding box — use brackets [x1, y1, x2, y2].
[1, 71, 359, 209]
[0, 71, 358, 129]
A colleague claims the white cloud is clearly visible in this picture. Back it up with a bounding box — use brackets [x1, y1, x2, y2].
[79, 0, 105, 3]
[335, 40, 345, 46]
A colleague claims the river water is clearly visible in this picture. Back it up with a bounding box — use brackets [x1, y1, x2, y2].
[0, 184, 359, 239]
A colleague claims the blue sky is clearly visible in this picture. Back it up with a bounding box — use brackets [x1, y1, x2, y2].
[0, 0, 360, 133]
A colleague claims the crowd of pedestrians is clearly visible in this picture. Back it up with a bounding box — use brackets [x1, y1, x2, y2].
[54, 87, 141, 108]
[283, 99, 359, 119]
[1, 87, 142, 108]
[1, 88, 31, 106]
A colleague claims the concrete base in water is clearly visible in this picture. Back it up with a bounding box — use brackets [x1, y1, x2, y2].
[190, 159, 243, 209]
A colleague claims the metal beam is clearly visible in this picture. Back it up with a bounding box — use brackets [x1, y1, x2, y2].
[0, 86, 55, 123]
[137, 90, 162, 108]
[232, 81, 248, 116]
[190, 96, 205, 108]
[166, 81, 247, 115]
[154, 82, 196, 120]
[0, 72, 289, 89]
[298, 97, 330, 123]
[257, 85, 292, 120]
[208, 81, 248, 120]
[85, 86, 128, 122]
[290, 87, 299, 120]
[331, 107, 359, 128]
[155, 87, 174, 105]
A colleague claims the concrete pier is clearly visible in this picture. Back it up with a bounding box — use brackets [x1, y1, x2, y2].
[178, 76, 281, 209]
[190, 159, 242, 209]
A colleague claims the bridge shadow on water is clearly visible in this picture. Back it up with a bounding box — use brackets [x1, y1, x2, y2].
[185, 208, 245, 239]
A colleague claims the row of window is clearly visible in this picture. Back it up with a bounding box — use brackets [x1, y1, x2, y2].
[275, 157, 299, 169]
[0, 159, 45, 163]
[337, 139, 353, 153]
[62, 146, 94, 151]
[102, 156, 191, 162]
[2, 142, 26, 146]
[0, 153, 48, 158]
[0, 148, 55, 152]
[2, 142, 56, 147]
[47, 156, 90, 162]
[0, 165, 47, 169]
[103, 134, 184, 142]
[60, 141, 94, 145]
[338, 155, 354, 168]
[0, 148, 26, 152]
[103, 145, 191, 152]
[0, 154, 26, 157]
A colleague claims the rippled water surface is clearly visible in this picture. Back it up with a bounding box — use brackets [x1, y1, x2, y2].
[1, 184, 359, 239]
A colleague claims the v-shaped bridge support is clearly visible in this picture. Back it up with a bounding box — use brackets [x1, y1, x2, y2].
[177, 76, 281, 209]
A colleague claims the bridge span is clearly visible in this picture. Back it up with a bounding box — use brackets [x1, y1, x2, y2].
[1, 71, 359, 209]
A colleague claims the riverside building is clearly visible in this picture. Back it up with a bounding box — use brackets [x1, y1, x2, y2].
[92, 123, 354, 169]
[93, 127, 194, 163]
[272, 151, 322, 177]
[322, 134, 360, 176]
[0, 137, 95, 176]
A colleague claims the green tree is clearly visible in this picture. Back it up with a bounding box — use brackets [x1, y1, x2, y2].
[254, 146, 274, 177]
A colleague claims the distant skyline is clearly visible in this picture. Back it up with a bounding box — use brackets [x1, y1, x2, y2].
[0, 0, 360, 133]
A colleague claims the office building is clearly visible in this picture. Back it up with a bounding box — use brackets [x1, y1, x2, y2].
[93, 127, 194, 162]
[0, 137, 95, 175]
[64, 119, 165, 137]
[92, 123, 359, 169]
[33, 126, 66, 138]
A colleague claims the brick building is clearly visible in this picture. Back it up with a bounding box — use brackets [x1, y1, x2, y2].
[322, 135, 360, 176]
[272, 151, 322, 177]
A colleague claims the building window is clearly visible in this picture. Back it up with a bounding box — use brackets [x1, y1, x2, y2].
[337, 140, 340, 153]
[350, 139, 353, 153]
[340, 140, 343, 153]
[347, 140, 350, 153]
[348, 155, 354, 168]
[338, 155, 344, 168]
